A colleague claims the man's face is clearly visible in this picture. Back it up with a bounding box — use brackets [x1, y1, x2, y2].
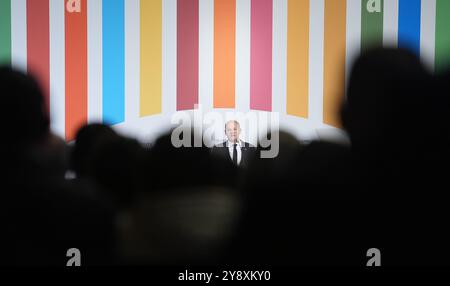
[225, 122, 241, 143]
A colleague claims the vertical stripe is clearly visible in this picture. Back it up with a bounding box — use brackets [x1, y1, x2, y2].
[273, 0, 287, 115]
[250, 0, 272, 111]
[398, 0, 421, 55]
[177, 0, 199, 110]
[163, 0, 177, 115]
[49, 0, 65, 139]
[103, 0, 125, 125]
[235, 0, 250, 112]
[88, 0, 102, 123]
[383, 0, 398, 47]
[420, 0, 435, 72]
[0, 0, 11, 64]
[309, 0, 324, 125]
[125, 0, 139, 122]
[346, 0, 361, 95]
[214, 0, 236, 108]
[361, 0, 384, 51]
[435, 0, 450, 72]
[141, 0, 162, 116]
[199, 0, 214, 111]
[65, 0, 87, 141]
[11, 0, 27, 72]
[323, 0, 346, 128]
[27, 0, 50, 112]
[287, 0, 309, 118]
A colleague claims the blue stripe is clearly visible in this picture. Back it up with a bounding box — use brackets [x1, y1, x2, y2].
[398, 0, 421, 55]
[103, 0, 125, 125]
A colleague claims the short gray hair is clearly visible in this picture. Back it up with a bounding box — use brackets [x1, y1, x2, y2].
[225, 120, 240, 131]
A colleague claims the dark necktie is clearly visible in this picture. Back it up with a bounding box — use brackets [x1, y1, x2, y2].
[232, 143, 238, 165]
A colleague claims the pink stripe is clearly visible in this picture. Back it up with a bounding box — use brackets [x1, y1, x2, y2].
[250, 0, 272, 111]
[177, 0, 199, 110]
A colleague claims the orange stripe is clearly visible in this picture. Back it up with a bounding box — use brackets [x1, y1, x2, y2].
[214, 0, 236, 108]
[65, 0, 88, 141]
[324, 0, 346, 127]
[287, 0, 309, 118]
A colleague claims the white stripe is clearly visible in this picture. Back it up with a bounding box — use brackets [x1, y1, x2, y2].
[309, 0, 324, 125]
[272, 0, 287, 115]
[236, 0, 251, 112]
[384, 0, 398, 47]
[11, 0, 27, 72]
[49, 0, 65, 138]
[346, 0, 361, 94]
[199, 0, 214, 111]
[125, 0, 139, 122]
[421, 0, 436, 72]
[163, 0, 177, 115]
[88, 0, 102, 123]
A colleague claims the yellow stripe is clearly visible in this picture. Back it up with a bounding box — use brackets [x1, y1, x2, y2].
[287, 0, 309, 118]
[324, 0, 346, 127]
[140, 0, 162, 116]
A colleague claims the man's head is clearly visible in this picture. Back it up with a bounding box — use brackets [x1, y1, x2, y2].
[225, 120, 241, 143]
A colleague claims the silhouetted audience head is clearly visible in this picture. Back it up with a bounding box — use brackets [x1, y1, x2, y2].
[341, 48, 434, 187]
[0, 66, 49, 150]
[90, 134, 144, 209]
[140, 129, 217, 192]
[71, 123, 146, 209]
[71, 123, 118, 177]
[1, 67, 53, 184]
[342, 48, 430, 156]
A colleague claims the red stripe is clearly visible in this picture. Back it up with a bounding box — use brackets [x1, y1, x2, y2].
[27, 0, 50, 114]
[177, 0, 199, 110]
[65, 0, 88, 141]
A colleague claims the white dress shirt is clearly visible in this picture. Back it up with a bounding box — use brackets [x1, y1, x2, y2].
[227, 140, 243, 165]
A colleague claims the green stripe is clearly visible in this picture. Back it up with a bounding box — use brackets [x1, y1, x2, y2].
[361, 0, 384, 52]
[435, 0, 450, 73]
[0, 0, 11, 65]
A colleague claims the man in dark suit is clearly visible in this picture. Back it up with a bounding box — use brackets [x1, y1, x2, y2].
[211, 120, 255, 168]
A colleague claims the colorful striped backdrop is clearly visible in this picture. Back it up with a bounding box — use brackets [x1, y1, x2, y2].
[0, 0, 448, 142]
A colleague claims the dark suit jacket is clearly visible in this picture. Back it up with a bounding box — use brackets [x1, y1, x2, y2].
[211, 141, 256, 168]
